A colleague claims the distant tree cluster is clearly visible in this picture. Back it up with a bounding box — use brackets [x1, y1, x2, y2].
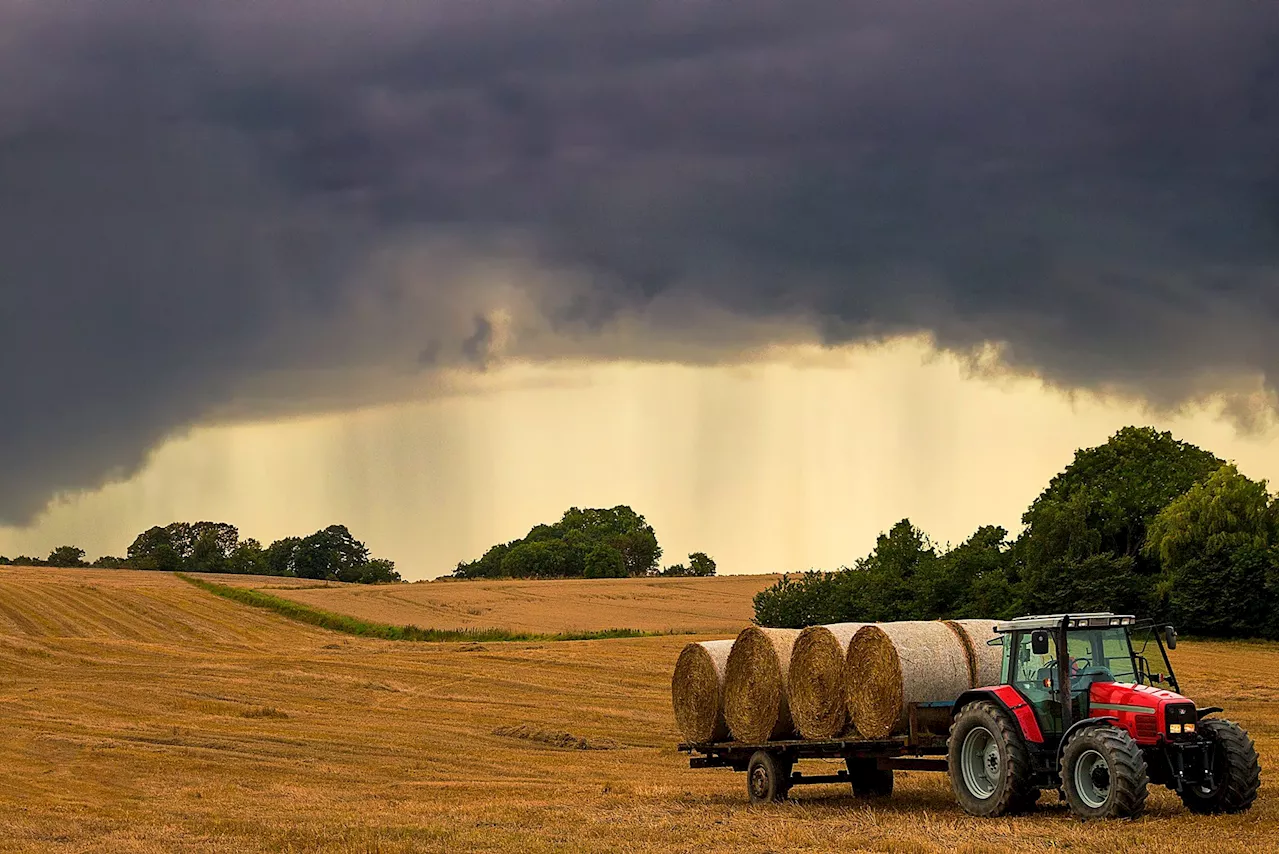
[754, 427, 1278, 639]
[1, 522, 400, 584]
[452, 505, 715, 581]
[658, 552, 718, 577]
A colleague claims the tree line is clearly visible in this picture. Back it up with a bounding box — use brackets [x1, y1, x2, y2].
[451, 504, 716, 579]
[0, 522, 400, 584]
[754, 427, 1278, 639]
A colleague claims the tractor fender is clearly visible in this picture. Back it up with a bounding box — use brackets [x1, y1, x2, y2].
[1055, 716, 1120, 767]
[951, 687, 1044, 743]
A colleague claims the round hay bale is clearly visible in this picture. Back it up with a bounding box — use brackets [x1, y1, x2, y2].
[670, 639, 734, 743]
[723, 626, 802, 743]
[944, 619, 1003, 687]
[845, 621, 971, 738]
[788, 623, 868, 738]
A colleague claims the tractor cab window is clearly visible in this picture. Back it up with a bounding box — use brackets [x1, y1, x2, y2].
[1059, 628, 1138, 686]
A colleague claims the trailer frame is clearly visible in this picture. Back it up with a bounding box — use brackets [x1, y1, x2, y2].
[677, 702, 954, 801]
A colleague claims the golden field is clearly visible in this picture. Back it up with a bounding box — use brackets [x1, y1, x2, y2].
[0, 566, 1275, 854]
[214, 572, 781, 634]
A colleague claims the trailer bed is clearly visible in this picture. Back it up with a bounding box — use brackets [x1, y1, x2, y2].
[678, 701, 955, 777]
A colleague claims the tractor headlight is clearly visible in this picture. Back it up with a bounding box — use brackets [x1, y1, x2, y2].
[1168, 723, 1183, 734]
[1184, 722, 1195, 733]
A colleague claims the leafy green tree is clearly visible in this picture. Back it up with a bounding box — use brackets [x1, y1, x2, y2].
[265, 537, 302, 577]
[1016, 427, 1222, 617]
[357, 558, 402, 583]
[90, 555, 128, 569]
[1145, 464, 1278, 637]
[583, 545, 626, 578]
[294, 525, 371, 581]
[227, 538, 267, 575]
[754, 570, 849, 628]
[500, 541, 565, 578]
[47, 545, 87, 567]
[857, 520, 937, 621]
[187, 522, 240, 573]
[452, 505, 662, 579]
[914, 526, 1012, 618]
[559, 506, 661, 576]
[127, 525, 188, 571]
[688, 552, 717, 577]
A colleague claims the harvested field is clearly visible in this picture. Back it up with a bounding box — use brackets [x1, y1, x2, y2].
[212, 572, 779, 634]
[0, 567, 1276, 854]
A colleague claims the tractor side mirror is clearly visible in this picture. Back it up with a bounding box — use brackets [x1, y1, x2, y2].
[1164, 627, 1177, 650]
[1031, 630, 1050, 656]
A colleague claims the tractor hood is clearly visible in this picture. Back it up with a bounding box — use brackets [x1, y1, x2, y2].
[1089, 682, 1197, 744]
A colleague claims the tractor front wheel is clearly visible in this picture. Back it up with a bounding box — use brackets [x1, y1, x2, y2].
[1060, 725, 1148, 820]
[947, 701, 1037, 817]
[1179, 719, 1260, 814]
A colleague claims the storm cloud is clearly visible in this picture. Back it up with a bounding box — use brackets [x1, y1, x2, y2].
[0, 0, 1274, 523]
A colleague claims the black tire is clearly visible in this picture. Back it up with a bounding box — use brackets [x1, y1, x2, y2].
[746, 750, 791, 804]
[1179, 719, 1260, 815]
[845, 757, 893, 797]
[947, 700, 1038, 817]
[1060, 725, 1148, 820]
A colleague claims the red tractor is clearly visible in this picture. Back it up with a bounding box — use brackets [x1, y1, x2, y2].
[948, 612, 1261, 819]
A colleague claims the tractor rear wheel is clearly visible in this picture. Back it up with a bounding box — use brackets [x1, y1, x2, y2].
[1179, 719, 1260, 814]
[845, 757, 893, 797]
[947, 700, 1037, 817]
[1060, 725, 1148, 820]
[746, 750, 791, 804]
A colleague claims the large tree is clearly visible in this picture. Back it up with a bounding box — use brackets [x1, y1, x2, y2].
[46, 545, 87, 567]
[1016, 426, 1222, 616]
[452, 505, 669, 579]
[1145, 465, 1278, 637]
[293, 525, 371, 581]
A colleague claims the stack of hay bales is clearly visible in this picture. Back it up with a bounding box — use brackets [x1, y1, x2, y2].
[671, 618, 1002, 745]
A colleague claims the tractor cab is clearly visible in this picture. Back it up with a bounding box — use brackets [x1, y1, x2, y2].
[991, 612, 1182, 739]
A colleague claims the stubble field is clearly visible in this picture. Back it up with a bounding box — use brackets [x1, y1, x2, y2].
[0, 567, 1275, 853]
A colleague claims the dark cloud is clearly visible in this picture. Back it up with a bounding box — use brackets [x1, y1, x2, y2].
[0, 0, 1274, 523]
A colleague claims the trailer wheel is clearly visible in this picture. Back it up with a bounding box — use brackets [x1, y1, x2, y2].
[1179, 719, 1260, 815]
[845, 757, 893, 797]
[947, 700, 1036, 817]
[746, 750, 791, 804]
[1060, 725, 1148, 820]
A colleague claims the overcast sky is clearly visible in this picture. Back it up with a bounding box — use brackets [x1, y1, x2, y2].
[0, 2, 1274, 570]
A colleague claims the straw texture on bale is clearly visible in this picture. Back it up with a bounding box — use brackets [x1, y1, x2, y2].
[723, 626, 802, 743]
[944, 619, 1004, 688]
[787, 623, 868, 738]
[670, 639, 734, 743]
[845, 621, 972, 738]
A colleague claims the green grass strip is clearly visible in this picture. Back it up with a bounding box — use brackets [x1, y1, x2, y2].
[175, 572, 663, 642]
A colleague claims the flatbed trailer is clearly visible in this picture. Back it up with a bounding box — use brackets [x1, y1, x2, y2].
[678, 701, 954, 803]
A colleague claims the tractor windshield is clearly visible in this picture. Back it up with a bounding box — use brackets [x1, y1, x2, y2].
[1074, 628, 1139, 683]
